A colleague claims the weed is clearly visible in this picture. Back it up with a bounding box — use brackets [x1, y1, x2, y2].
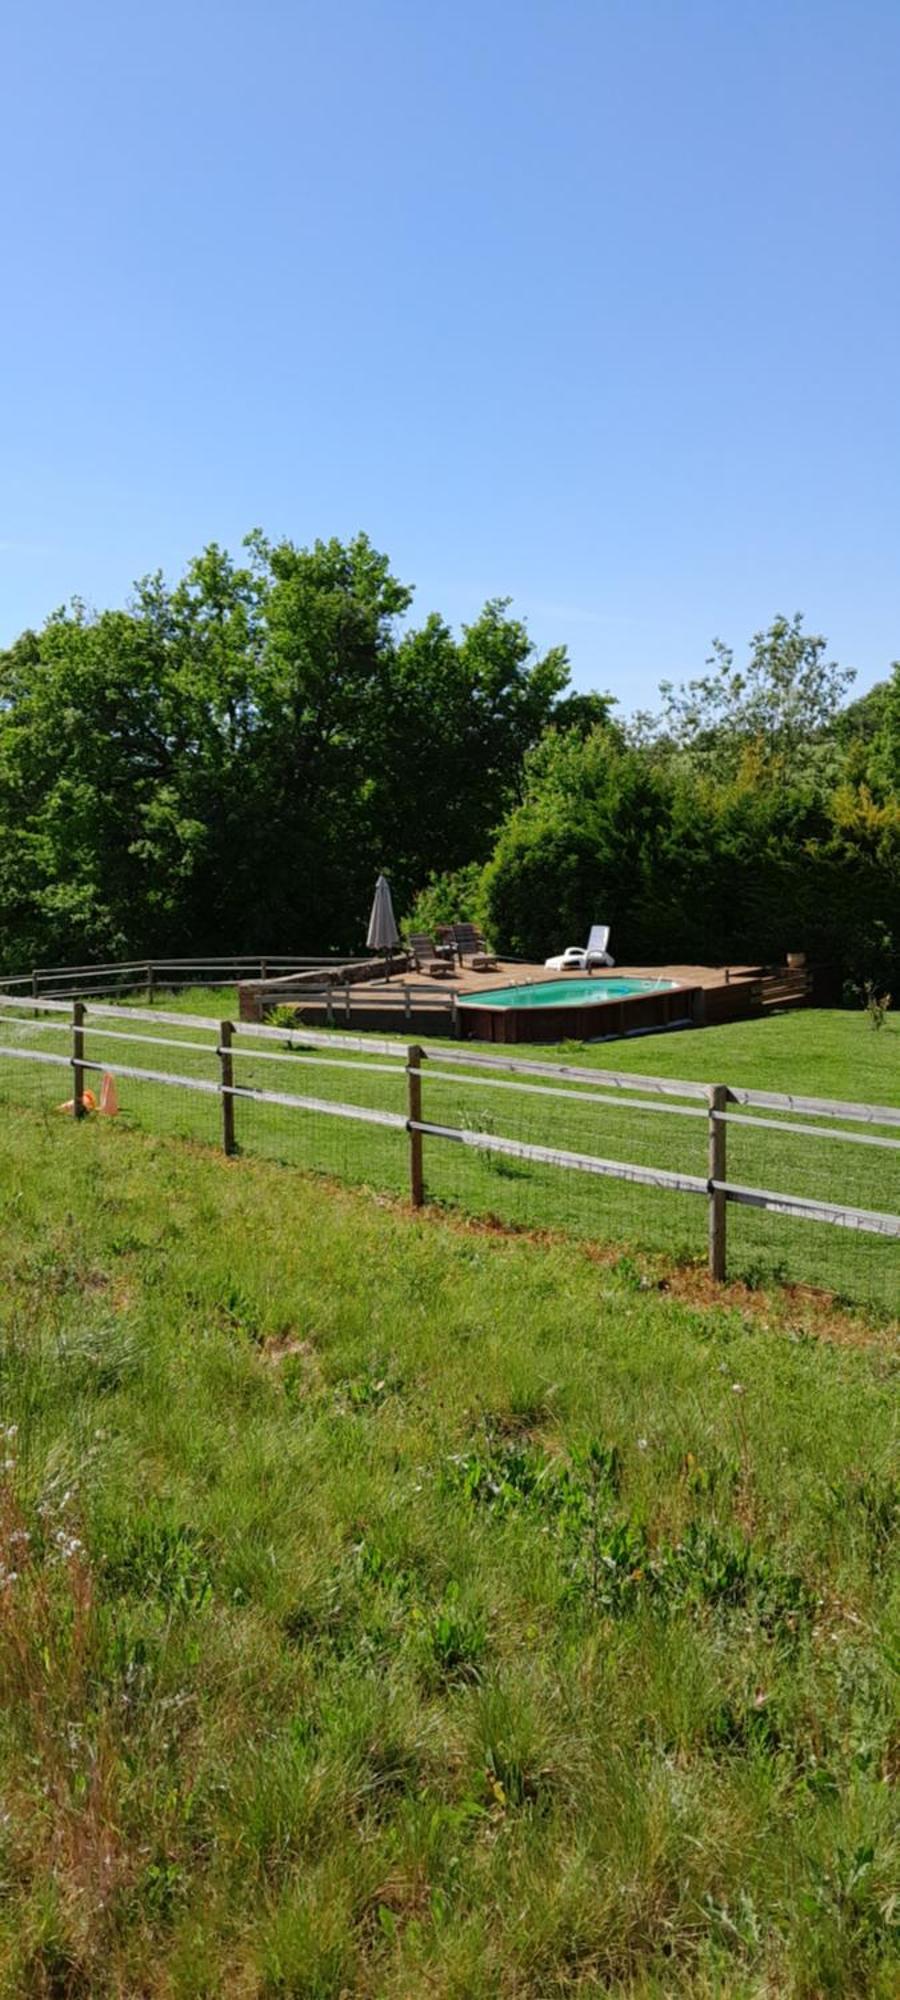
[334, 1363, 403, 1411]
[99, 1516, 213, 1611]
[413, 1585, 486, 1686]
[822, 1469, 899, 1570]
[862, 981, 892, 1030]
[461, 1107, 530, 1178]
[54, 1320, 142, 1394]
[213, 1281, 264, 1343]
[266, 1004, 301, 1029]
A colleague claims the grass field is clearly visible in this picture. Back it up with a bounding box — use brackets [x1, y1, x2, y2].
[0, 1000, 897, 1315]
[0, 1104, 897, 1997]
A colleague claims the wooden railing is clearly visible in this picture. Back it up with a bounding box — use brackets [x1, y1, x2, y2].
[0, 955, 352, 1003]
[248, 980, 460, 1030]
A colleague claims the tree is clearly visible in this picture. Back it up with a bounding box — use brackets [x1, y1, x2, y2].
[640, 614, 855, 773]
[867, 662, 900, 798]
[0, 534, 574, 968]
[479, 713, 898, 990]
[376, 600, 569, 891]
[481, 727, 667, 961]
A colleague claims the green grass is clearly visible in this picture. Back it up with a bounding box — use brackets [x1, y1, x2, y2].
[1, 1001, 896, 1315]
[0, 1106, 897, 1996]
[134, 985, 900, 1097]
[547, 1007, 900, 1104]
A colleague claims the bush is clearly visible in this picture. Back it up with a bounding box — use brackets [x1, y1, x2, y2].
[405, 862, 487, 939]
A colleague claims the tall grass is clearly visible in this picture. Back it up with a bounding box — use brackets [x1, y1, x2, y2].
[0, 1109, 896, 1995]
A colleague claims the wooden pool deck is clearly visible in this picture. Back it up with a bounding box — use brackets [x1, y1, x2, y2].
[239, 957, 811, 1039]
[415, 959, 761, 997]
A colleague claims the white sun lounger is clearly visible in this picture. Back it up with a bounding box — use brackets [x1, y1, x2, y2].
[544, 924, 615, 971]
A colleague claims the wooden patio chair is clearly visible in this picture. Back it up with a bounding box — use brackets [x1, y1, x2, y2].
[451, 923, 497, 967]
[406, 932, 454, 976]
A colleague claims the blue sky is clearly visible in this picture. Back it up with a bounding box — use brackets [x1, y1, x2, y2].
[2, 0, 898, 713]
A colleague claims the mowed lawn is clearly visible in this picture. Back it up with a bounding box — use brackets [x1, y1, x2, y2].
[1, 1002, 897, 1314]
[126, 984, 900, 1102]
[0, 1109, 897, 1997]
[135, 987, 900, 1095]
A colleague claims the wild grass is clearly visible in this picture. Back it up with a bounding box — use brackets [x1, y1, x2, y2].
[0, 1108, 896, 1995]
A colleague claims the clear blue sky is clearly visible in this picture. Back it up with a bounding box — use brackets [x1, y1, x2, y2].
[2, 0, 898, 712]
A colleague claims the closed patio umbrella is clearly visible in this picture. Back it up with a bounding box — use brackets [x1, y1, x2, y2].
[366, 872, 400, 978]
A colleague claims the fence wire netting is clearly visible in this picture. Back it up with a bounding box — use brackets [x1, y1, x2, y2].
[416, 1062, 710, 1266]
[724, 1105, 900, 1311]
[0, 999, 896, 1317]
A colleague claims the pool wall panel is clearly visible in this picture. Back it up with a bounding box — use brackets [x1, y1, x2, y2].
[459, 985, 701, 1044]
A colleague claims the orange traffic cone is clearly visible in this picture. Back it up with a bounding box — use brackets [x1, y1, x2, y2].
[55, 1089, 97, 1114]
[99, 1072, 119, 1116]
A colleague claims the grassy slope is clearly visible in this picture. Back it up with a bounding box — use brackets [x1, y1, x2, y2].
[133, 991, 900, 1112]
[0, 1109, 897, 1998]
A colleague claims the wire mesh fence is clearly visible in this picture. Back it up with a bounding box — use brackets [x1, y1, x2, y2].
[0, 995, 896, 1315]
[722, 1096, 900, 1307]
[412, 1055, 711, 1265]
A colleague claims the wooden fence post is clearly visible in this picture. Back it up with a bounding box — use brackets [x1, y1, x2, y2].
[146, 961, 155, 1005]
[707, 1084, 728, 1282]
[220, 1020, 236, 1156]
[32, 968, 39, 1018]
[407, 1044, 424, 1207]
[72, 1000, 86, 1120]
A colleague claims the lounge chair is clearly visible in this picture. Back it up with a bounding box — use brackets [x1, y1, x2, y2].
[451, 923, 490, 961]
[406, 932, 454, 976]
[544, 924, 615, 971]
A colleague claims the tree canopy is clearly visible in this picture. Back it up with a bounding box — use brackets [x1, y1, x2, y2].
[0, 533, 570, 967]
[423, 633, 899, 996]
[631, 615, 856, 774]
[0, 549, 896, 999]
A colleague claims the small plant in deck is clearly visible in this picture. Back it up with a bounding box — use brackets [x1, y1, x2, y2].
[266, 1002, 301, 1029]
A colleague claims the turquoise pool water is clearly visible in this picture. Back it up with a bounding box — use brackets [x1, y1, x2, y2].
[458, 977, 679, 1010]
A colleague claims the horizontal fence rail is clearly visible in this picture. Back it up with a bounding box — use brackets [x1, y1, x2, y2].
[0, 954, 372, 1003]
[0, 992, 896, 1307]
[410, 1119, 711, 1197]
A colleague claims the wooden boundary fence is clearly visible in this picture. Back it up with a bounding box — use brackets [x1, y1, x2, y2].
[0, 994, 897, 1289]
[0, 956, 353, 1006]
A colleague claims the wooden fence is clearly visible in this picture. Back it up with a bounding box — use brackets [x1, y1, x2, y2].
[0, 955, 349, 1003]
[0, 993, 896, 1297]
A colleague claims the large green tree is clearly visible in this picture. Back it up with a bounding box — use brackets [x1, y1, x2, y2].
[0, 534, 570, 967]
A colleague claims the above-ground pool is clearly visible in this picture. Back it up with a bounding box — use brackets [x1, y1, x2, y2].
[459, 977, 678, 1010]
[457, 974, 696, 1044]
